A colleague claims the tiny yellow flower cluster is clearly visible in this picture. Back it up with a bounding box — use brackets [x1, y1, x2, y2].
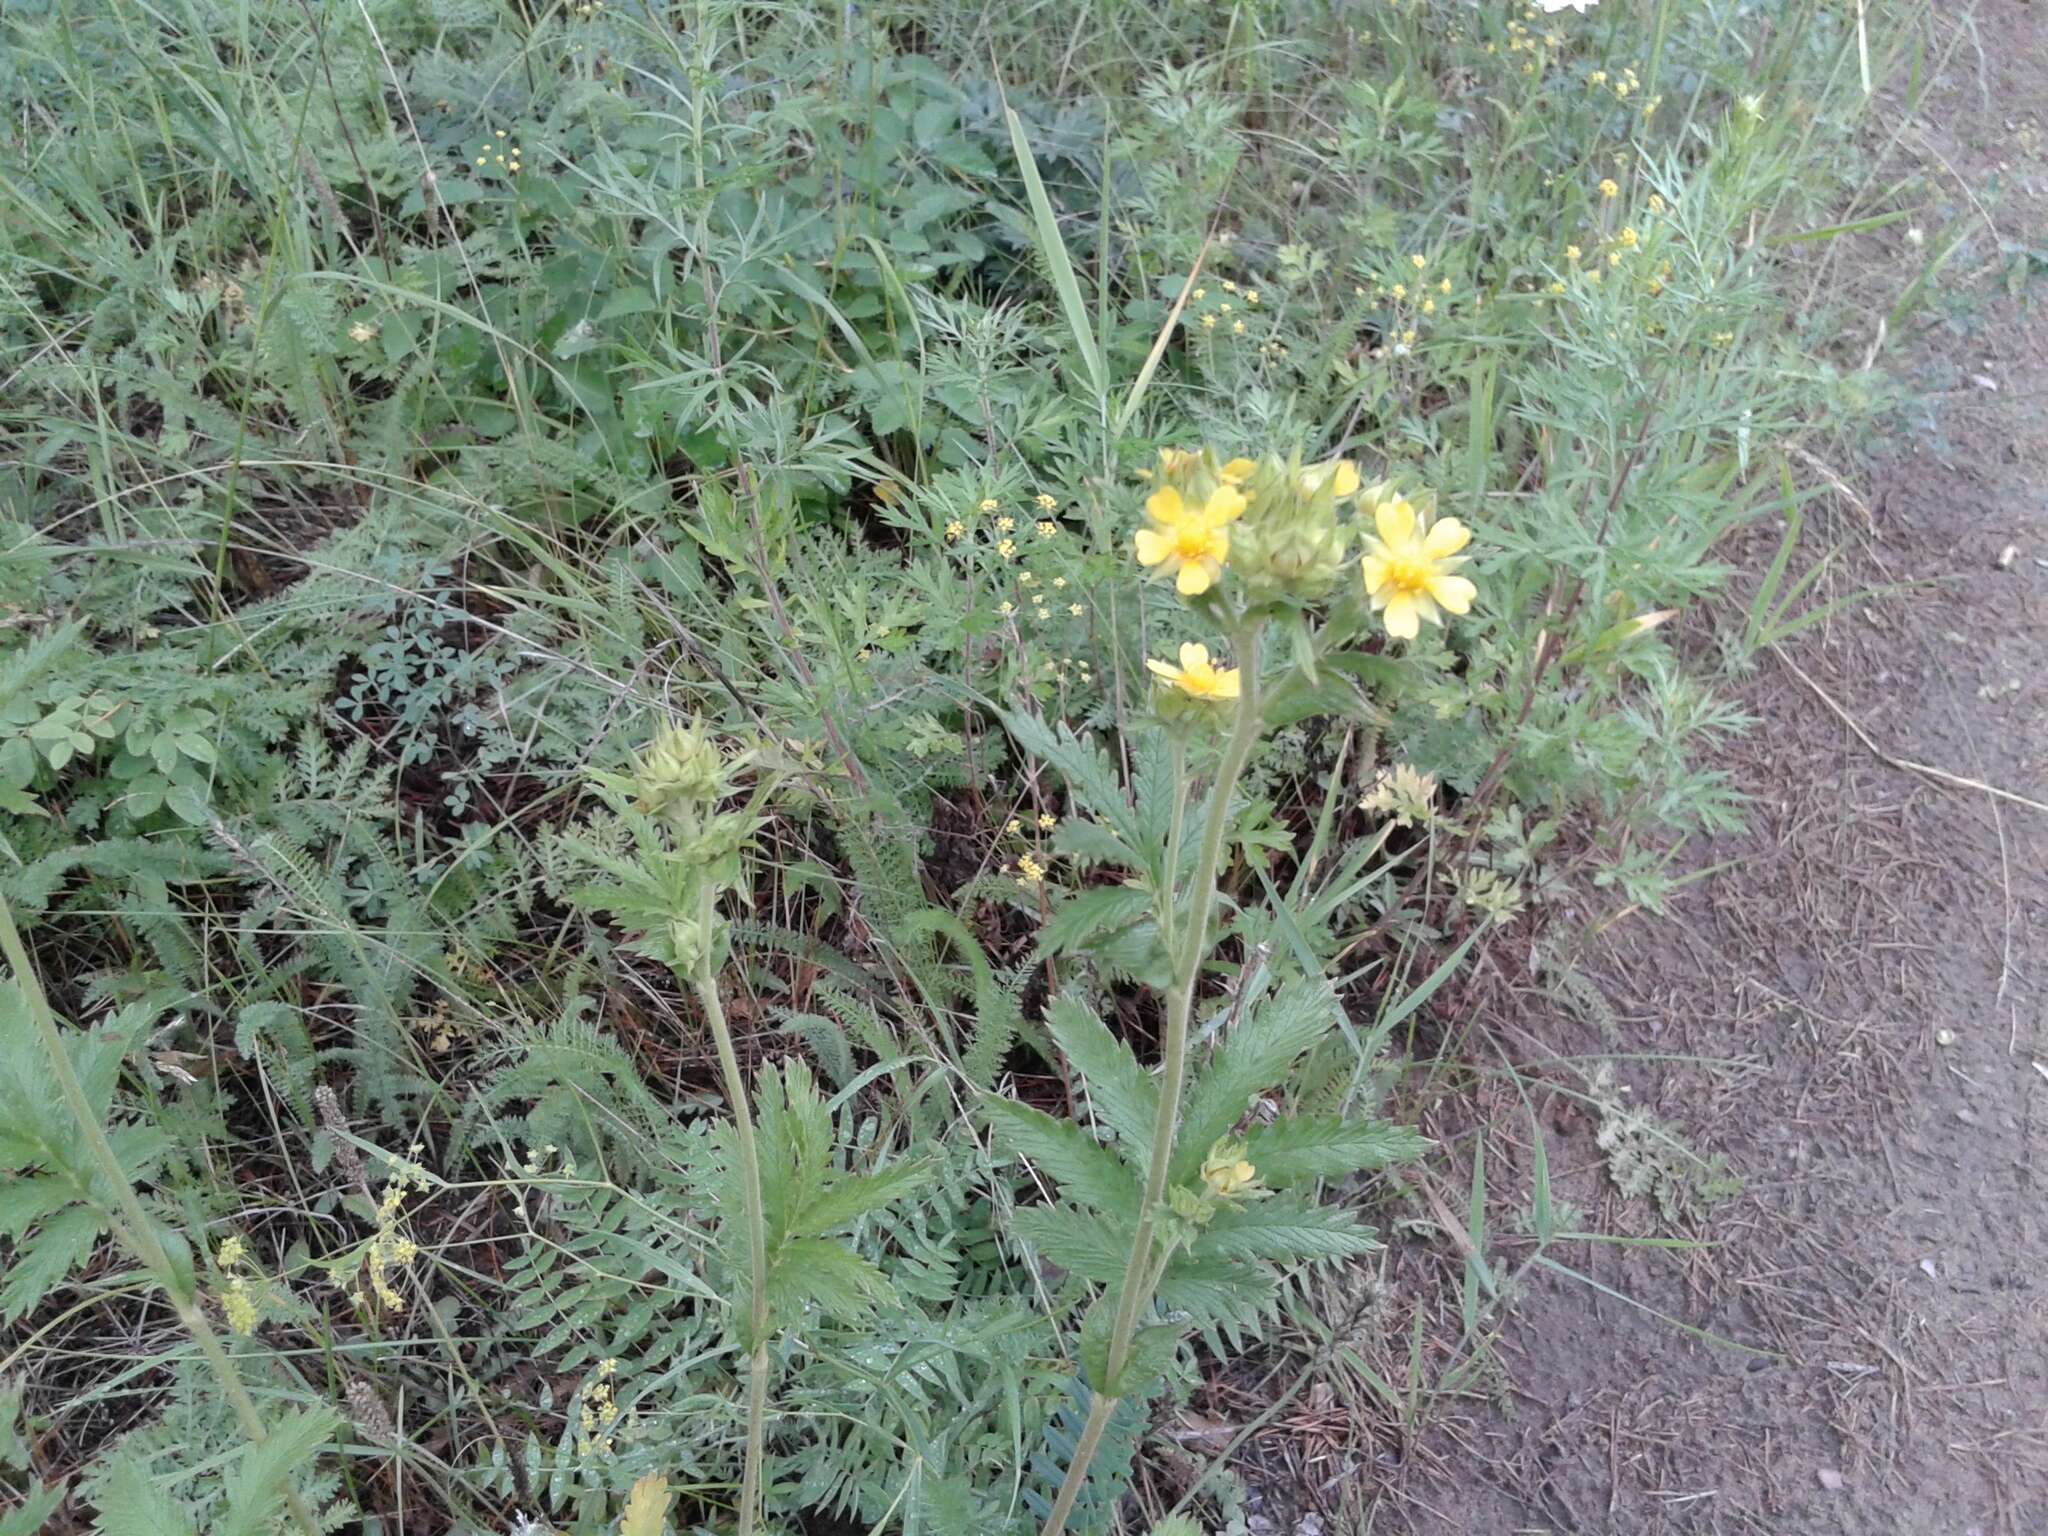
[1187, 277, 1262, 337]
[216, 1237, 262, 1334]
[473, 130, 522, 175]
[352, 1162, 426, 1314]
[577, 1357, 623, 1460]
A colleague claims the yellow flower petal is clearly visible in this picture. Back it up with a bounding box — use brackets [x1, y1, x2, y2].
[1177, 560, 1215, 596]
[1375, 497, 1417, 547]
[1145, 486, 1187, 525]
[1359, 553, 1389, 596]
[1331, 460, 1360, 498]
[1145, 657, 1181, 682]
[1205, 485, 1248, 524]
[1423, 517, 1471, 559]
[1209, 668, 1241, 699]
[1133, 528, 1170, 566]
[1220, 457, 1257, 483]
[1426, 573, 1476, 614]
[1178, 642, 1213, 670]
[1382, 592, 1421, 639]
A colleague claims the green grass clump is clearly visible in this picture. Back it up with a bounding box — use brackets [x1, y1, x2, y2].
[0, 1, 1913, 1532]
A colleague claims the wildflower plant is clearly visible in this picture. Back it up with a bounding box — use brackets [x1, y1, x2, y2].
[1006, 444, 1448, 1534]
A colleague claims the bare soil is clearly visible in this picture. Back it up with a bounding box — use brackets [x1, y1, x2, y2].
[1376, 8, 2048, 1533]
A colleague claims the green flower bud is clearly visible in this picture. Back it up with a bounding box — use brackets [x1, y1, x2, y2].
[630, 718, 726, 826]
[1228, 451, 1358, 601]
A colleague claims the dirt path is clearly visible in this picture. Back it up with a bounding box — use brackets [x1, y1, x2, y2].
[1384, 8, 2048, 1533]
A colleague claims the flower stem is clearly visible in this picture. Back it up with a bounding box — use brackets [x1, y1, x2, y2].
[0, 895, 320, 1536]
[689, 900, 771, 1536]
[1038, 622, 1265, 1536]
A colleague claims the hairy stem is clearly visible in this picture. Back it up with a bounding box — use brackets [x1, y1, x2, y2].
[0, 895, 320, 1536]
[689, 899, 771, 1536]
[1039, 622, 1265, 1536]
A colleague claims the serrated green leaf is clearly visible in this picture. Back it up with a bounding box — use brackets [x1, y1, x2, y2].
[1037, 884, 1153, 958]
[985, 1100, 1140, 1217]
[90, 1454, 196, 1536]
[789, 1161, 929, 1238]
[0, 1483, 64, 1536]
[1192, 1196, 1380, 1262]
[1241, 1115, 1428, 1187]
[1009, 1204, 1130, 1284]
[1173, 978, 1345, 1184]
[766, 1237, 897, 1324]
[1109, 1323, 1181, 1398]
[217, 1407, 338, 1536]
[1045, 993, 1157, 1161]
[1000, 712, 1142, 854]
[1, 1203, 103, 1324]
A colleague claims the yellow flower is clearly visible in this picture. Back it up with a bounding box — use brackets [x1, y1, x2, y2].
[1219, 457, 1257, 483]
[1192, 287, 1206, 300]
[1647, 193, 1666, 213]
[1421, 298, 1436, 315]
[217, 1237, 247, 1268]
[1599, 178, 1619, 199]
[1565, 244, 1582, 262]
[1035, 493, 1057, 510]
[1200, 313, 1217, 329]
[1359, 495, 1477, 641]
[997, 538, 1017, 559]
[1037, 813, 1057, 829]
[1036, 520, 1058, 538]
[1391, 282, 1407, 301]
[1145, 642, 1241, 700]
[996, 515, 1015, 531]
[1620, 226, 1639, 247]
[1232, 319, 1245, 334]
[979, 498, 999, 512]
[1068, 603, 1083, 616]
[1439, 277, 1452, 294]
[348, 322, 379, 344]
[1201, 1144, 1261, 1198]
[1133, 484, 1245, 596]
[944, 520, 964, 541]
[1245, 290, 1260, 305]
[1409, 252, 1427, 270]
[1016, 853, 1046, 887]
